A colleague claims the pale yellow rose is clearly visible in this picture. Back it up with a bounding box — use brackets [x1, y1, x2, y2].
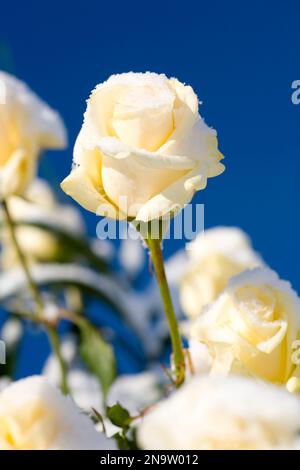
[190, 268, 300, 392]
[180, 227, 262, 318]
[138, 375, 300, 450]
[0, 376, 115, 450]
[61, 72, 224, 221]
[0, 72, 66, 199]
[0, 179, 84, 269]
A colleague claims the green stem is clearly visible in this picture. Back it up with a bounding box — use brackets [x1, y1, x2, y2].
[146, 235, 185, 386]
[2, 199, 69, 394]
[2, 200, 43, 315]
[48, 326, 69, 395]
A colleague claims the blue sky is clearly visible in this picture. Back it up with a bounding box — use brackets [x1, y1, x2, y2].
[1, 0, 300, 375]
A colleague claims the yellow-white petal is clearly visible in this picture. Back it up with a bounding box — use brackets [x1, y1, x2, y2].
[61, 166, 120, 218]
[0, 148, 37, 199]
[135, 163, 210, 222]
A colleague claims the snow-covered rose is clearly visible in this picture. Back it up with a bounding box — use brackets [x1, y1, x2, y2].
[190, 268, 300, 391]
[0, 376, 115, 450]
[138, 375, 300, 450]
[0, 178, 84, 269]
[0, 72, 66, 199]
[180, 227, 262, 318]
[61, 72, 224, 221]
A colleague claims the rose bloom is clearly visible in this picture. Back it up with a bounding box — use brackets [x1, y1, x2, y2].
[61, 72, 224, 221]
[138, 375, 300, 450]
[190, 268, 300, 392]
[180, 227, 262, 318]
[0, 72, 66, 199]
[0, 376, 115, 450]
[0, 178, 84, 269]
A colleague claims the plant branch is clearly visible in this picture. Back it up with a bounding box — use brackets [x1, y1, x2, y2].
[1, 199, 69, 394]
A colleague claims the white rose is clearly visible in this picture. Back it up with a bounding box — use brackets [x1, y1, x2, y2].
[190, 268, 300, 391]
[180, 227, 262, 318]
[138, 375, 300, 450]
[0, 178, 84, 269]
[0, 72, 66, 199]
[61, 72, 224, 221]
[0, 376, 115, 450]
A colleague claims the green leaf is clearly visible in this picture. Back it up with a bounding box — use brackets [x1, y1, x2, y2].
[113, 433, 131, 450]
[107, 402, 132, 429]
[79, 321, 116, 396]
[107, 403, 139, 450]
[113, 429, 139, 450]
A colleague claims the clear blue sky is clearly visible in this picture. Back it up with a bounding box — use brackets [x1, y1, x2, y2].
[1, 0, 300, 375]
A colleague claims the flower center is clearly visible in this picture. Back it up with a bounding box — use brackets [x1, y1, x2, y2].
[235, 285, 276, 321]
[111, 83, 175, 151]
[0, 401, 55, 449]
